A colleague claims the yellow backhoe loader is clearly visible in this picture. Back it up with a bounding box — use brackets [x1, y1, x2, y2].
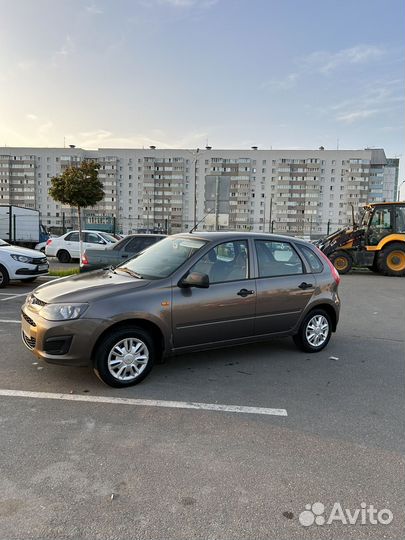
[317, 202, 405, 276]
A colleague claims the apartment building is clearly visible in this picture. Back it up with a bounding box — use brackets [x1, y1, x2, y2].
[0, 146, 398, 237]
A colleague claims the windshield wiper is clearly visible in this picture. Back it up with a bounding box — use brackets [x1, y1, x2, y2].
[114, 267, 143, 279]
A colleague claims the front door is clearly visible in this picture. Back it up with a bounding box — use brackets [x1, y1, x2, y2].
[254, 239, 315, 335]
[172, 240, 256, 349]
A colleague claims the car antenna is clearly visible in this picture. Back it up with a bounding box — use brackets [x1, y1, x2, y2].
[189, 208, 214, 233]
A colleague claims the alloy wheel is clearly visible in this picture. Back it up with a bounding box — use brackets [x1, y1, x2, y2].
[305, 315, 329, 347]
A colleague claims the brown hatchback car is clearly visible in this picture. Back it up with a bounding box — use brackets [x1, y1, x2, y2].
[21, 232, 341, 387]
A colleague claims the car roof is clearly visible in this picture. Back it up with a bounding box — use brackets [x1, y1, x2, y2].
[171, 231, 311, 245]
[123, 234, 167, 238]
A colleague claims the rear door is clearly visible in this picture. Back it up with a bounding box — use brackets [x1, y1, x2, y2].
[254, 240, 315, 335]
[172, 239, 256, 348]
[64, 232, 79, 258]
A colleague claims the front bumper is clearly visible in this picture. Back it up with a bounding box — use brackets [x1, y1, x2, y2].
[15, 265, 49, 276]
[21, 307, 103, 367]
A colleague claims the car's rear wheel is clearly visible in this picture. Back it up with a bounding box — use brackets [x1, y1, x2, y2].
[57, 249, 71, 263]
[0, 264, 10, 288]
[93, 326, 155, 387]
[376, 243, 405, 276]
[329, 250, 352, 274]
[293, 309, 332, 352]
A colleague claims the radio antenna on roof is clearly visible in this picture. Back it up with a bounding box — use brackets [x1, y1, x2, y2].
[189, 207, 214, 233]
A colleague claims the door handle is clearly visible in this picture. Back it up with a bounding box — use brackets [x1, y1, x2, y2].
[237, 288, 254, 297]
[121, 254, 128, 258]
[298, 282, 313, 290]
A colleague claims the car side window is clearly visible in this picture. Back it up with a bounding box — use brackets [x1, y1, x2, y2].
[300, 245, 323, 273]
[190, 240, 249, 283]
[125, 238, 143, 252]
[65, 232, 79, 242]
[85, 232, 103, 244]
[255, 240, 303, 277]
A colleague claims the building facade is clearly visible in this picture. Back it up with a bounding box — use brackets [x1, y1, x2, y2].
[0, 146, 398, 237]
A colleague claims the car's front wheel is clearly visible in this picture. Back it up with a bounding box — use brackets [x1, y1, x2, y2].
[93, 326, 155, 387]
[0, 264, 10, 288]
[293, 309, 332, 352]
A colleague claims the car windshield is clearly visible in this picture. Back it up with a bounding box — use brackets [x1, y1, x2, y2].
[99, 232, 117, 243]
[115, 236, 207, 279]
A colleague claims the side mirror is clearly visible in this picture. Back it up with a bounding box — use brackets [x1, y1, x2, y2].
[180, 271, 209, 288]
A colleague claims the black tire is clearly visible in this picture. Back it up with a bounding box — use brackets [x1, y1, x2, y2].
[376, 243, 405, 277]
[329, 250, 353, 274]
[293, 309, 332, 353]
[57, 249, 71, 263]
[20, 277, 37, 283]
[40, 247, 45, 253]
[0, 264, 10, 288]
[93, 326, 155, 387]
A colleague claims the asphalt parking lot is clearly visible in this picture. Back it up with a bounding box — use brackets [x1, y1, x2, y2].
[0, 273, 404, 539]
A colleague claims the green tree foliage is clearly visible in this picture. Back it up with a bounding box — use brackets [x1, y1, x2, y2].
[49, 160, 104, 262]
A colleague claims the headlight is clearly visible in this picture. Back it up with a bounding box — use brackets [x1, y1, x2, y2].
[11, 254, 33, 263]
[39, 303, 89, 321]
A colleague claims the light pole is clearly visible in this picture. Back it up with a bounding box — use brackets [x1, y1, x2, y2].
[397, 180, 405, 201]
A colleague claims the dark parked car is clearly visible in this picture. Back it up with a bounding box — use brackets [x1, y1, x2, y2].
[81, 233, 166, 271]
[21, 232, 341, 387]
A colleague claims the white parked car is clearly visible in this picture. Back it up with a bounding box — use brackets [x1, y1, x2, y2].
[45, 230, 117, 263]
[0, 238, 49, 288]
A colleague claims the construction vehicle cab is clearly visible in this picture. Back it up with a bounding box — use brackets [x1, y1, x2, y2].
[318, 202, 405, 276]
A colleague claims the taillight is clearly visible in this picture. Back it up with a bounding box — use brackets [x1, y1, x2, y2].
[316, 247, 341, 285]
[81, 254, 89, 265]
[46, 239, 52, 245]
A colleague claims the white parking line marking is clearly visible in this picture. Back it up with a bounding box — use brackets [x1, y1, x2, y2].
[0, 389, 288, 417]
[0, 320, 20, 324]
[0, 293, 28, 301]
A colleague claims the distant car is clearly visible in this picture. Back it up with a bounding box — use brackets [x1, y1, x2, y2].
[45, 230, 117, 263]
[0, 238, 48, 287]
[21, 232, 340, 387]
[81, 234, 166, 272]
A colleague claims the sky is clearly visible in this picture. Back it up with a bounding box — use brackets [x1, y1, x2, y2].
[0, 0, 404, 189]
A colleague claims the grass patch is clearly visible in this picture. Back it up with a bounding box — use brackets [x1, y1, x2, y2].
[48, 268, 80, 277]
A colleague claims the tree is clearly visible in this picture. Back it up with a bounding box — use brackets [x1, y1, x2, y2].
[49, 160, 104, 264]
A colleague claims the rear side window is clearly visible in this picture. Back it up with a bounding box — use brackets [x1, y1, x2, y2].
[255, 240, 303, 277]
[125, 237, 157, 252]
[65, 232, 79, 242]
[300, 245, 324, 273]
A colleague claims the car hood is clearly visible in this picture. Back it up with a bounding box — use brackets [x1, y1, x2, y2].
[0, 244, 44, 258]
[33, 269, 150, 303]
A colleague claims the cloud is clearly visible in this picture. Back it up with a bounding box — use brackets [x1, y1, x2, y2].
[85, 3, 103, 14]
[332, 80, 404, 124]
[26, 114, 38, 121]
[336, 109, 381, 123]
[304, 44, 385, 74]
[51, 35, 75, 65]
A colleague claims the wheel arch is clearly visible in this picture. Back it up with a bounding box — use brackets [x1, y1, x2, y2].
[366, 234, 405, 252]
[299, 302, 338, 332]
[91, 318, 166, 365]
